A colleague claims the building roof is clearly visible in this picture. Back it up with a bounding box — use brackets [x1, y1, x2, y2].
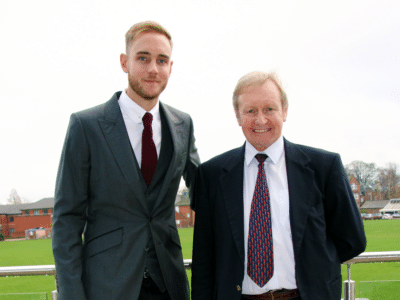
[0, 203, 28, 215]
[380, 198, 400, 213]
[361, 200, 390, 209]
[23, 198, 54, 210]
[0, 198, 54, 215]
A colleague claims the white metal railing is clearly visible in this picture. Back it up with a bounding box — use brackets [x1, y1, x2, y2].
[343, 251, 400, 300]
[0, 265, 57, 300]
[1, 252, 399, 300]
[0, 264, 56, 276]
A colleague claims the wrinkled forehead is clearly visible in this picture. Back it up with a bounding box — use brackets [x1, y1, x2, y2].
[238, 81, 286, 109]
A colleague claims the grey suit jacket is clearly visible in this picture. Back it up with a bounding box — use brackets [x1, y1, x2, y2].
[52, 92, 200, 300]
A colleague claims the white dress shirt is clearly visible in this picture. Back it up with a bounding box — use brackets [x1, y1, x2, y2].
[118, 91, 162, 167]
[242, 136, 297, 294]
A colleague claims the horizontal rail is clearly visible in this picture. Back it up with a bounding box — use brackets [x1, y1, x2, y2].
[184, 259, 192, 269]
[344, 251, 400, 264]
[1, 252, 398, 300]
[0, 265, 56, 277]
[1, 251, 399, 277]
[0, 262, 192, 278]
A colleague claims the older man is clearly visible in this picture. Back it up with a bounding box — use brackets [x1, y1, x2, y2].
[191, 71, 366, 300]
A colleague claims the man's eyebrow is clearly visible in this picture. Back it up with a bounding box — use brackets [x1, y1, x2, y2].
[135, 51, 170, 59]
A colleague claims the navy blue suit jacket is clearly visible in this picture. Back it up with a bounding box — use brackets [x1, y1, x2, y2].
[191, 139, 366, 300]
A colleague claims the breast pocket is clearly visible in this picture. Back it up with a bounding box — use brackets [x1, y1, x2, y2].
[84, 227, 123, 259]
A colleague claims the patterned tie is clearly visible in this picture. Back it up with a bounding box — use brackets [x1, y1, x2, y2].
[141, 112, 157, 187]
[247, 153, 274, 287]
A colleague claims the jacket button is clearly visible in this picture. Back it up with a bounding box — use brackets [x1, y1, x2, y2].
[237, 285, 241, 291]
[144, 247, 149, 252]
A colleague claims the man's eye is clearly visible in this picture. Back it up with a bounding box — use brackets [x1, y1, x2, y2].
[138, 57, 146, 61]
[264, 107, 273, 113]
[159, 59, 166, 64]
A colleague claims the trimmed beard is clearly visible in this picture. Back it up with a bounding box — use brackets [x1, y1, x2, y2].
[128, 75, 167, 100]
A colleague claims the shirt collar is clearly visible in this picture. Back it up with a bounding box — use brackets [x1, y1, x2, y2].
[119, 90, 160, 124]
[245, 136, 285, 167]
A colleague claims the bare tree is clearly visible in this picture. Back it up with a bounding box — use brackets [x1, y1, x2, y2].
[7, 189, 22, 205]
[345, 160, 377, 189]
[377, 163, 400, 199]
[20, 196, 31, 204]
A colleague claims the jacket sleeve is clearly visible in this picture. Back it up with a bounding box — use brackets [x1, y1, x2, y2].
[52, 113, 89, 300]
[182, 116, 200, 209]
[324, 154, 367, 262]
[191, 165, 216, 300]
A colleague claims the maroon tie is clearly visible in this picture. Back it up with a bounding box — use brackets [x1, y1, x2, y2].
[247, 154, 274, 287]
[141, 112, 157, 187]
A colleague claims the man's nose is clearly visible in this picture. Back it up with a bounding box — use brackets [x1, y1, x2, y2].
[255, 113, 268, 124]
[147, 60, 159, 74]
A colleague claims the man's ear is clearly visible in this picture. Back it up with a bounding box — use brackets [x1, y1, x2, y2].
[169, 60, 173, 76]
[120, 53, 128, 73]
[283, 104, 288, 122]
[236, 112, 242, 126]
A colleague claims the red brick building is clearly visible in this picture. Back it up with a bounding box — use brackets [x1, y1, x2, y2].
[1, 192, 194, 238]
[0, 203, 27, 238]
[0, 198, 54, 238]
[174, 190, 195, 228]
[349, 176, 364, 210]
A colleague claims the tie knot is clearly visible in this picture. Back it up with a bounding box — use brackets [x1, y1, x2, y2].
[255, 153, 267, 164]
[143, 112, 153, 128]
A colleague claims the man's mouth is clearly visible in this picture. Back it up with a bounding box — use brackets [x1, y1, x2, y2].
[253, 129, 271, 133]
[144, 79, 160, 83]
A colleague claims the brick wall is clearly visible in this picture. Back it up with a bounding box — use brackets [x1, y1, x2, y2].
[175, 205, 195, 228]
[11, 215, 52, 238]
[350, 176, 362, 209]
[0, 214, 10, 237]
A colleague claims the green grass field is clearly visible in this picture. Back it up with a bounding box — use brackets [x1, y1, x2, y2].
[1, 221, 399, 299]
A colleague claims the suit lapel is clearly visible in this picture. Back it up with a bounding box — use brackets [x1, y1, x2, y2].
[220, 145, 246, 263]
[218, 140, 315, 266]
[98, 93, 149, 215]
[284, 139, 314, 258]
[217, 139, 315, 269]
[152, 102, 185, 210]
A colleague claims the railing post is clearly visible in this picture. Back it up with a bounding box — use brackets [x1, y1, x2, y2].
[52, 273, 58, 300]
[343, 263, 355, 300]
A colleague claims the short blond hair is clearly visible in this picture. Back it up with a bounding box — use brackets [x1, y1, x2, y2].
[125, 21, 172, 53]
[233, 71, 288, 116]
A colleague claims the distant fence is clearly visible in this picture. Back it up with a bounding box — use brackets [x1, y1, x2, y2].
[175, 219, 194, 229]
[25, 228, 52, 240]
[9, 231, 25, 239]
[5, 228, 52, 239]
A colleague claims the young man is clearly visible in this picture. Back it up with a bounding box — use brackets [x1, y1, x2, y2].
[191, 71, 366, 300]
[53, 21, 199, 300]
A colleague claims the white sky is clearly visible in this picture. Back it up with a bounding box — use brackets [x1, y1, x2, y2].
[1, 0, 399, 204]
